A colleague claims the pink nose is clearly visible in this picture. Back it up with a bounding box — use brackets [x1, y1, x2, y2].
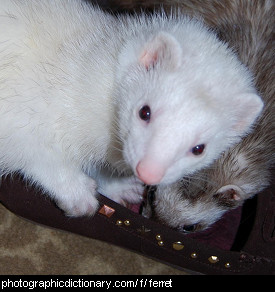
[136, 160, 165, 185]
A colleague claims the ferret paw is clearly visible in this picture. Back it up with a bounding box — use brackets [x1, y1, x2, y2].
[56, 178, 99, 217]
[57, 195, 99, 217]
[98, 176, 144, 205]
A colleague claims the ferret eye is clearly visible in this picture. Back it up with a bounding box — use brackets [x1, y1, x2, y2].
[139, 105, 151, 122]
[180, 224, 198, 233]
[191, 144, 205, 155]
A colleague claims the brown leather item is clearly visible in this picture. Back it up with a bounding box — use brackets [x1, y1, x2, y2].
[0, 174, 274, 274]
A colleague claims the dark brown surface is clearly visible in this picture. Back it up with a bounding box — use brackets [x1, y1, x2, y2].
[0, 175, 274, 274]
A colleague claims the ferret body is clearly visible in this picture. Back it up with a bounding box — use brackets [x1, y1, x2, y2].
[139, 0, 275, 232]
[0, 0, 263, 216]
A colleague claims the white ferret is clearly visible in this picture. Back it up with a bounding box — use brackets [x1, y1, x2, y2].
[141, 0, 274, 232]
[0, 0, 263, 216]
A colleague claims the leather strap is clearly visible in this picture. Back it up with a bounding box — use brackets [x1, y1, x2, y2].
[0, 175, 274, 274]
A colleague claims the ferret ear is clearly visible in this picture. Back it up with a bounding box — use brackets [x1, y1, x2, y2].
[232, 93, 263, 134]
[139, 32, 182, 71]
[213, 185, 244, 209]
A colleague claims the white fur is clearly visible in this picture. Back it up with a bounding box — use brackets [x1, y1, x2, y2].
[116, 18, 263, 185]
[0, 0, 263, 216]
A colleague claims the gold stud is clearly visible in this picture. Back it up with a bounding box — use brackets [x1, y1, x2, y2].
[191, 253, 198, 259]
[208, 256, 219, 264]
[156, 234, 162, 241]
[225, 262, 231, 268]
[158, 241, 164, 246]
[116, 220, 123, 226]
[124, 220, 131, 226]
[172, 241, 184, 251]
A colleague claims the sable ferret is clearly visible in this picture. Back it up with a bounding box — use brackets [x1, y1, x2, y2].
[139, 0, 275, 232]
[0, 0, 263, 216]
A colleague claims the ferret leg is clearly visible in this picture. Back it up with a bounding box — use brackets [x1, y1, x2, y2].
[97, 175, 144, 206]
[24, 159, 99, 217]
[53, 171, 99, 217]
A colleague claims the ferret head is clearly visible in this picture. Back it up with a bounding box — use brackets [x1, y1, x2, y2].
[141, 179, 245, 233]
[115, 22, 263, 186]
